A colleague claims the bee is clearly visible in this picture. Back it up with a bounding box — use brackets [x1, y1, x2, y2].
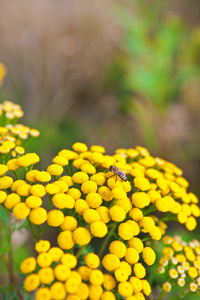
[109, 165, 127, 182]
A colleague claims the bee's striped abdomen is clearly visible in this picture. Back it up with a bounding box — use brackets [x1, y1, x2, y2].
[118, 171, 127, 182]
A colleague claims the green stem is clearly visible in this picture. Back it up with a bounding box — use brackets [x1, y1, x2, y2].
[156, 290, 166, 300]
[98, 222, 118, 259]
[76, 245, 88, 260]
[27, 218, 37, 241]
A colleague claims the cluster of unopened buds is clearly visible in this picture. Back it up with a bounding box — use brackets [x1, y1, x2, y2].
[0, 100, 200, 300]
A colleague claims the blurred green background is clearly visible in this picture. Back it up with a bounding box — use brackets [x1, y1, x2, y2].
[1, 0, 200, 298]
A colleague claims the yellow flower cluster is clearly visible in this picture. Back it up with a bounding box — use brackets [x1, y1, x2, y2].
[1, 139, 200, 299]
[0, 100, 40, 158]
[158, 235, 200, 294]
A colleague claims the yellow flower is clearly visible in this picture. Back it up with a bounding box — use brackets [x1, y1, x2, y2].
[162, 282, 171, 292]
[133, 263, 146, 279]
[16, 183, 31, 197]
[73, 158, 88, 169]
[23, 274, 40, 292]
[78, 266, 92, 281]
[114, 268, 129, 282]
[20, 257, 36, 274]
[140, 217, 155, 232]
[25, 195, 42, 208]
[29, 128, 40, 137]
[81, 180, 97, 194]
[177, 211, 188, 224]
[60, 216, 78, 231]
[0, 164, 8, 176]
[118, 222, 134, 240]
[35, 287, 51, 300]
[54, 180, 68, 193]
[141, 280, 151, 296]
[52, 193, 75, 209]
[109, 205, 126, 222]
[26, 170, 39, 182]
[118, 282, 133, 297]
[188, 266, 198, 278]
[30, 184, 46, 197]
[29, 207, 47, 225]
[109, 240, 127, 258]
[98, 186, 113, 201]
[72, 227, 91, 245]
[129, 208, 143, 222]
[35, 171, 51, 182]
[72, 142, 88, 153]
[116, 197, 132, 213]
[100, 291, 116, 300]
[37, 252, 52, 268]
[4, 193, 21, 209]
[0, 191, 7, 204]
[59, 149, 78, 160]
[81, 163, 96, 175]
[83, 209, 100, 224]
[102, 254, 120, 272]
[75, 199, 89, 215]
[65, 272, 81, 294]
[89, 269, 104, 285]
[90, 173, 106, 185]
[85, 253, 100, 269]
[54, 264, 71, 281]
[17, 153, 40, 167]
[96, 206, 111, 223]
[50, 282, 66, 300]
[48, 247, 64, 262]
[134, 177, 150, 191]
[132, 192, 150, 208]
[57, 231, 75, 250]
[149, 226, 162, 240]
[90, 152, 105, 164]
[13, 203, 30, 219]
[72, 171, 89, 184]
[88, 284, 103, 300]
[38, 267, 55, 284]
[47, 210, 65, 227]
[129, 276, 143, 293]
[85, 192, 102, 208]
[190, 282, 198, 292]
[61, 253, 77, 268]
[52, 155, 69, 166]
[35, 240, 51, 253]
[111, 187, 126, 200]
[125, 248, 139, 265]
[90, 145, 105, 153]
[90, 221, 108, 238]
[0, 176, 13, 189]
[45, 183, 60, 195]
[142, 247, 156, 266]
[6, 158, 20, 171]
[67, 188, 82, 200]
[128, 237, 144, 253]
[103, 274, 116, 290]
[47, 164, 64, 176]
[75, 282, 89, 300]
[185, 216, 197, 231]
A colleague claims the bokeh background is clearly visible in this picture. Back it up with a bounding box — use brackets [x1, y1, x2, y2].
[0, 0, 200, 298]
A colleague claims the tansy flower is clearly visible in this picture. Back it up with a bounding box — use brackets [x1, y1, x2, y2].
[0, 176, 13, 189]
[20, 257, 37, 274]
[54, 264, 71, 281]
[85, 253, 100, 269]
[142, 247, 156, 266]
[85, 192, 102, 208]
[47, 210, 65, 227]
[90, 145, 105, 153]
[52, 193, 75, 209]
[28, 207, 47, 225]
[129, 276, 143, 293]
[102, 254, 120, 272]
[47, 164, 63, 176]
[118, 281, 133, 297]
[48, 247, 64, 262]
[88, 284, 103, 300]
[35, 171, 51, 183]
[134, 177, 151, 191]
[90, 221, 108, 237]
[109, 240, 127, 258]
[78, 266, 92, 281]
[128, 237, 144, 253]
[67, 188, 82, 200]
[75, 199, 89, 215]
[109, 205, 126, 222]
[96, 206, 111, 223]
[81, 163, 96, 175]
[60, 216, 78, 231]
[81, 180, 98, 194]
[52, 155, 69, 166]
[61, 253, 77, 268]
[25, 195, 42, 208]
[17, 153, 40, 167]
[57, 231, 75, 250]
[38, 267, 55, 284]
[4, 193, 21, 209]
[125, 247, 139, 265]
[45, 183, 60, 195]
[35, 287, 51, 300]
[89, 269, 104, 285]
[23, 274, 40, 292]
[50, 282, 66, 300]
[133, 263, 146, 279]
[72, 227, 91, 245]
[103, 274, 116, 291]
[132, 192, 150, 208]
[72, 171, 89, 184]
[83, 209, 100, 224]
[37, 252, 52, 268]
[35, 240, 51, 253]
[13, 203, 30, 219]
[0, 191, 7, 204]
[72, 142, 88, 153]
